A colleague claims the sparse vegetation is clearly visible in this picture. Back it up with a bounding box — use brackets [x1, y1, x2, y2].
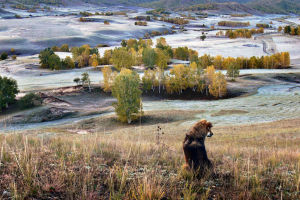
[0, 118, 299, 199]
[18, 93, 42, 109]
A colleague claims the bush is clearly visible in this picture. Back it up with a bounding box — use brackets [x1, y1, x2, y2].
[0, 52, 8, 60]
[18, 93, 42, 109]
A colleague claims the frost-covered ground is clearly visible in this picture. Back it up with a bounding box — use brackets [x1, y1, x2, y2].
[272, 36, 300, 60]
[285, 17, 300, 25]
[0, 13, 170, 54]
[154, 30, 267, 58]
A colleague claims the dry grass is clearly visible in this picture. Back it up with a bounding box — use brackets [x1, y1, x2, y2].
[0, 118, 300, 199]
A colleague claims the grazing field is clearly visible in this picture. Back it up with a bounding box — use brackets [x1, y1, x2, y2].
[0, 118, 299, 199]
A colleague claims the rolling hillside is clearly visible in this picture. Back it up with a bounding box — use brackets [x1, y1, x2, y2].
[1, 0, 300, 14]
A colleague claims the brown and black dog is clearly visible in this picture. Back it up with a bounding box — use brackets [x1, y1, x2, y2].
[183, 119, 213, 172]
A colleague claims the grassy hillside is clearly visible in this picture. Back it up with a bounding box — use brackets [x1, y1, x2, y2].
[248, 0, 300, 15]
[0, 113, 299, 199]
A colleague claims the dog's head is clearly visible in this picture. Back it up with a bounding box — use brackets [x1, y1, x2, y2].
[189, 119, 213, 139]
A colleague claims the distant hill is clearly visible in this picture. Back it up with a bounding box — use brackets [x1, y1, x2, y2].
[142, 0, 300, 14]
[247, 0, 300, 15]
[1, 0, 300, 15]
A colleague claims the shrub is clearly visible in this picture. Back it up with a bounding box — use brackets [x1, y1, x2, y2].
[18, 93, 42, 109]
[0, 52, 8, 60]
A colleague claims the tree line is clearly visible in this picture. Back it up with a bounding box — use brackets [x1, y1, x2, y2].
[198, 52, 290, 70]
[39, 38, 290, 71]
[216, 28, 264, 39]
[102, 63, 227, 99]
[280, 25, 300, 36]
[218, 21, 250, 27]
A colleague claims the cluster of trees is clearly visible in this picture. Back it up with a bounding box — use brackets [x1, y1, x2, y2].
[231, 14, 252, 17]
[280, 25, 300, 36]
[0, 76, 19, 112]
[71, 45, 100, 68]
[159, 17, 189, 25]
[50, 44, 70, 52]
[146, 8, 170, 17]
[79, 11, 126, 17]
[102, 63, 227, 99]
[39, 48, 74, 70]
[217, 28, 264, 39]
[134, 16, 151, 21]
[256, 23, 271, 28]
[105, 38, 198, 71]
[39, 38, 290, 72]
[218, 21, 250, 27]
[134, 21, 147, 26]
[199, 52, 290, 70]
[39, 44, 102, 70]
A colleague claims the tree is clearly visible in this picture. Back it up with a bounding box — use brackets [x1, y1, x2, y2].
[39, 48, 55, 68]
[209, 72, 227, 98]
[60, 44, 69, 52]
[142, 48, 157, 69]
[121, 40, 127, 47]
[278, 26, 283, 32]
[0, 76, 19, 112]
[89, 53, 99, 67]
[81, 72, 91, 92]
[112, 48, 134, 71]
[1, 52, 8, 60]
[155, 49, 169, 70]
[102, 66, 117, 92]
[200, 32, 207, 41]
[174, 47, 189, 61]
[227, 63, 240, 81]
[111, 69, 142, 124]
[48, 54, 61, 70]
[63, 56, 75, 69]
[73, 77, 81, 86]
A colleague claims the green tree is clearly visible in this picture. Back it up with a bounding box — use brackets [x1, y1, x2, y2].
[39, 48, 55, 68]
[48, 54, 61, 70]
[62, 56, 75, 69]
[81, 72, 91, 92]
[0, 52, 8, 60]
[227, 63, 240, 81]
[73, 77, 81, 86]
[142, 48, 157, 69]
[111, 69, 142, 124]
[112, 48, 134, 71]
[0, 76, 19, 112]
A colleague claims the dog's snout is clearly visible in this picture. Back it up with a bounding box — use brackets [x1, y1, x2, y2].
[207, 131, 213, 137]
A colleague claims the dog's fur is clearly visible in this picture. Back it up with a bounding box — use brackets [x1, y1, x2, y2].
[183, 119, 213, 172]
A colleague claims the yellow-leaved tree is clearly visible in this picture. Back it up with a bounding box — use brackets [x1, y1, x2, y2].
[102, 66, 117, 92]
[209, 71, 227, 98]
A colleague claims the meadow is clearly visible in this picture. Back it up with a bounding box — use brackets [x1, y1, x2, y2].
[0, 116, 299, 199]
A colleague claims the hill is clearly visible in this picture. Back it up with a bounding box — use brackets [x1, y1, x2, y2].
[1, 0, 300, 14]
[247, 0, 300, 15]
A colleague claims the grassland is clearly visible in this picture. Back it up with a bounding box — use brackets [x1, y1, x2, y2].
[0, 116, 299, 199]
